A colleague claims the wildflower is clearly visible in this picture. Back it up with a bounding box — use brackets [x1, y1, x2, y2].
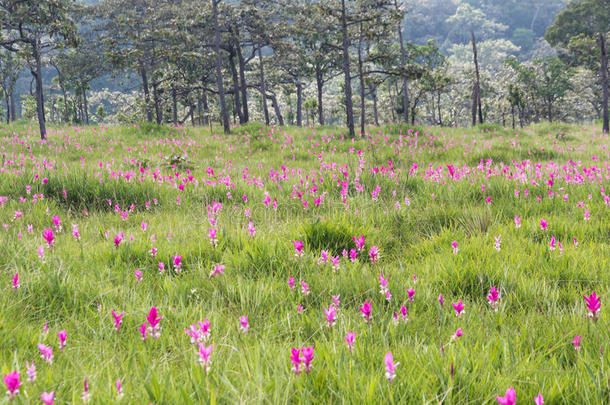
[290, 348, 302, 375]
[332, 294, 341, 308]
[72, 224, 80, 240]
[300, 281, 310, 295]
[549, 236, 556, 251]
[353, 235, 365, 251]
[534, 393, 544, 405]
[584, 209, 590, 221]
[81, 378, 91, 403]
[172, 255, 182, 273]
[572, 335, 582, 351]
[146, 307, 162, 339]
[139, 323, 148, 341]
[406, 288, 415, 302]
[584, 292, 601, 320]
[487, 287, 500, 311]
[42, 227, 55, 248]
[318, 250, 329, 265]
[438, 293, 444, 306]
[301, 346, 314, 372]
[134, 269, 142, 282]
[198, 319, 212, 341]
[349, 248, 358, 262]
[288, 277, 295, 290]
[4, 371, 21, 399]
[158, 262, 165, 273]
[494, 235, 502, 251]
[198, 343, 213, 372]
[540, 219, 548, 231]
[239, 316, 249, 333]
[496, 387, 516, 405]
[25, 361, 36, 383]
[330, 256, 340, 271]
[247, 221, 256, 237]
[11, 273, 19, 290]
[451, 240, 458, 254]
[51, 216, 62, 231]
[378, 270, 390, 294]
[296, 304, 303, 315]
[369, 245, 380, 264]
[38, 344, 54, 364]
[209, 264, 225, 279]
[41, 391, 55, 405]
[514, 215, 521, 228]
[345, 331, 356, 352]
[360, 300, 372, 322]
[113, 233, 123, 248]
[58, 329, 67, 350]
[573, 237, 579, 247]
[112, 310, 124, 331]
[116, 379, 123, 400]
[208, 228, 218, 247]
[149, 246, 157, 257]
[384, 352, 398, 382]
[452, 327, 463, 342]
[293, 240, 304, 257]
[452, 300, 465, 318]
[37, 245, 45, 259]
[324, 306, 336, 327]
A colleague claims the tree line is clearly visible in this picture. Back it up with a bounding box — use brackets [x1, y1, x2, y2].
[0, 0, 608, 139]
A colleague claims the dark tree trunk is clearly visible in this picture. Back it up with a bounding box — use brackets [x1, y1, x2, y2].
[437, 92, 442, 126]
[32, 39, 46, 139]
[229, 51, 244, 124]
[269, 93, 284, 126]
[4, 93, 9, 124]
[296, 83, 303, 127]
[369, 84, 379, 126]
[235, 35, 249, 122]
[357, 22, 365, 136]
[202, 92, 209, 125]
[341, 0, 355, 138]
[190, 105, 196, 126]
[140, 66, 153, 122]
[471, 31, 483, 126]
[197, 96, 203, 125]
[83, 85, 89, 125]
[9, 92, 16, 121]
[172, 87, 178, 124]
[315, 67, 324, 125]
[395, 0, 409, 123]
[212, 0, 230, 134]
[257, 44, 270, 125]
[152, 82, 162, 124]
[599, 33, 609, 133]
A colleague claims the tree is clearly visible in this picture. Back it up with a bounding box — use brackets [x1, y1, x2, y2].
[0, 0, 78, 138]
[0, 49, 22, 123]
[212, 0, 230, 134]
[546, 0, 610, 132]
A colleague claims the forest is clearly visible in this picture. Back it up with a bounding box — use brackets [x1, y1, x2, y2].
[0, 0, 608, 137]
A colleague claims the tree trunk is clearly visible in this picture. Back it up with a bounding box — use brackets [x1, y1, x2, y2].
[269, 93, 284, 126]
[197, 95, 203, 125]
[358, 22, 366, 136]
[341, 0, 355, 138]
[437, 92, 442, 126]
[32, 39, 46, 139]
[296, 83, 303, 126]
[315, 67, 324, 125]
[172, 87, 178, 124]
[229, 51, 244, 124]
[395, 0, 409, 123]
[152, 82, 162, 124]
[9, 92, 16, 121]
[236, 35, 249, 122]
[471, 31, 483, 126]
[83, 85, 89, 125]
[4, 93, 9, 124]
[202, 92, 209, 125]
[212, 0, 230, 134]
[599, 33, 609, 133]
[370, 84, 379, 126]
[140, 66, 153, 122]
[257, 43, 270, 126]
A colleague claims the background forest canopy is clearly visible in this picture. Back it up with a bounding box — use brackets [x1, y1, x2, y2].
[0, 0, 608, 138]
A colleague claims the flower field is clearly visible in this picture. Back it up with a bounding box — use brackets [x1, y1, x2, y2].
[1, 122, 609, 404]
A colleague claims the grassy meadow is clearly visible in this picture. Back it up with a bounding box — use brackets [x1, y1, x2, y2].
[1, 120, 609, 404]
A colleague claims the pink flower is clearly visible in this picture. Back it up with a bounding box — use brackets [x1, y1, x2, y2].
[25, 361, 36, 383]
[451, 240, 458, 254]
[198, 319, 212, 341]
[198, 343, 214, 372]
[172, 255, 182, 272]
[349, 248, 358, 262]
[540, 219, 548, 231]
[584, 209, 590, 221]
[324, 306, 336, 327]
[360, 300, 372, 322]
[353, 235, 365, 251]
[113, 233, 123, 248]
[487, 286, 500, 311]
[41, 391, 55, 405]
[296, 304, 303, 315]
[141, 222, 148, 231]
[301, 346, 314, 373]
[37, 245, 45, 259]
[534, 393, 544, 405]
[239, 316, 249, 333]
[438, 293, 444, 306]
[406, 288, 415, 302]
[293, 240, 304, 257]
[345, 331, 356, 352]
[146, 307, 162, 339]
[378, 270, 390, 294]
[300, 281, 310, 295]
[158, 262, 165, 273]
[332, 294, 341, 308]
[208, 228, 218, 247]
[384, 352, 398, 381]
[116, 379, 123, 399]
[42, 227, 55, 248]
[58, 329, 67, 350]
[549, 236, 556, 251]
[496, 387, 516, 405]
[290, 348, 302, 375]
[514, 215, 521, 228]
[494, 234, 502, 251]
[288, 277, 295, 290]
[247, 221, 256, 237]
[572, 335, 582, 351]
[452, 300, 465, 318]
[139, 323, 148, 341]
[11, 273, 19, 290]
[453, 327, 463, 340]
[134, 269, 143, 282]
[368, 245, 380, 264]
[209, 264, 225, 279]
[112, 310, 124, 331]
[38, 344, 54, 364]
[3, 371, 21, 399]
[82, 378, 91, 403]
[72, 224, 80, 240]
[584, 292, 601, 320]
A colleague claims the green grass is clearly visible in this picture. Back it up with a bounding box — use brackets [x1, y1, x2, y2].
[0, 121, 609, 403]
